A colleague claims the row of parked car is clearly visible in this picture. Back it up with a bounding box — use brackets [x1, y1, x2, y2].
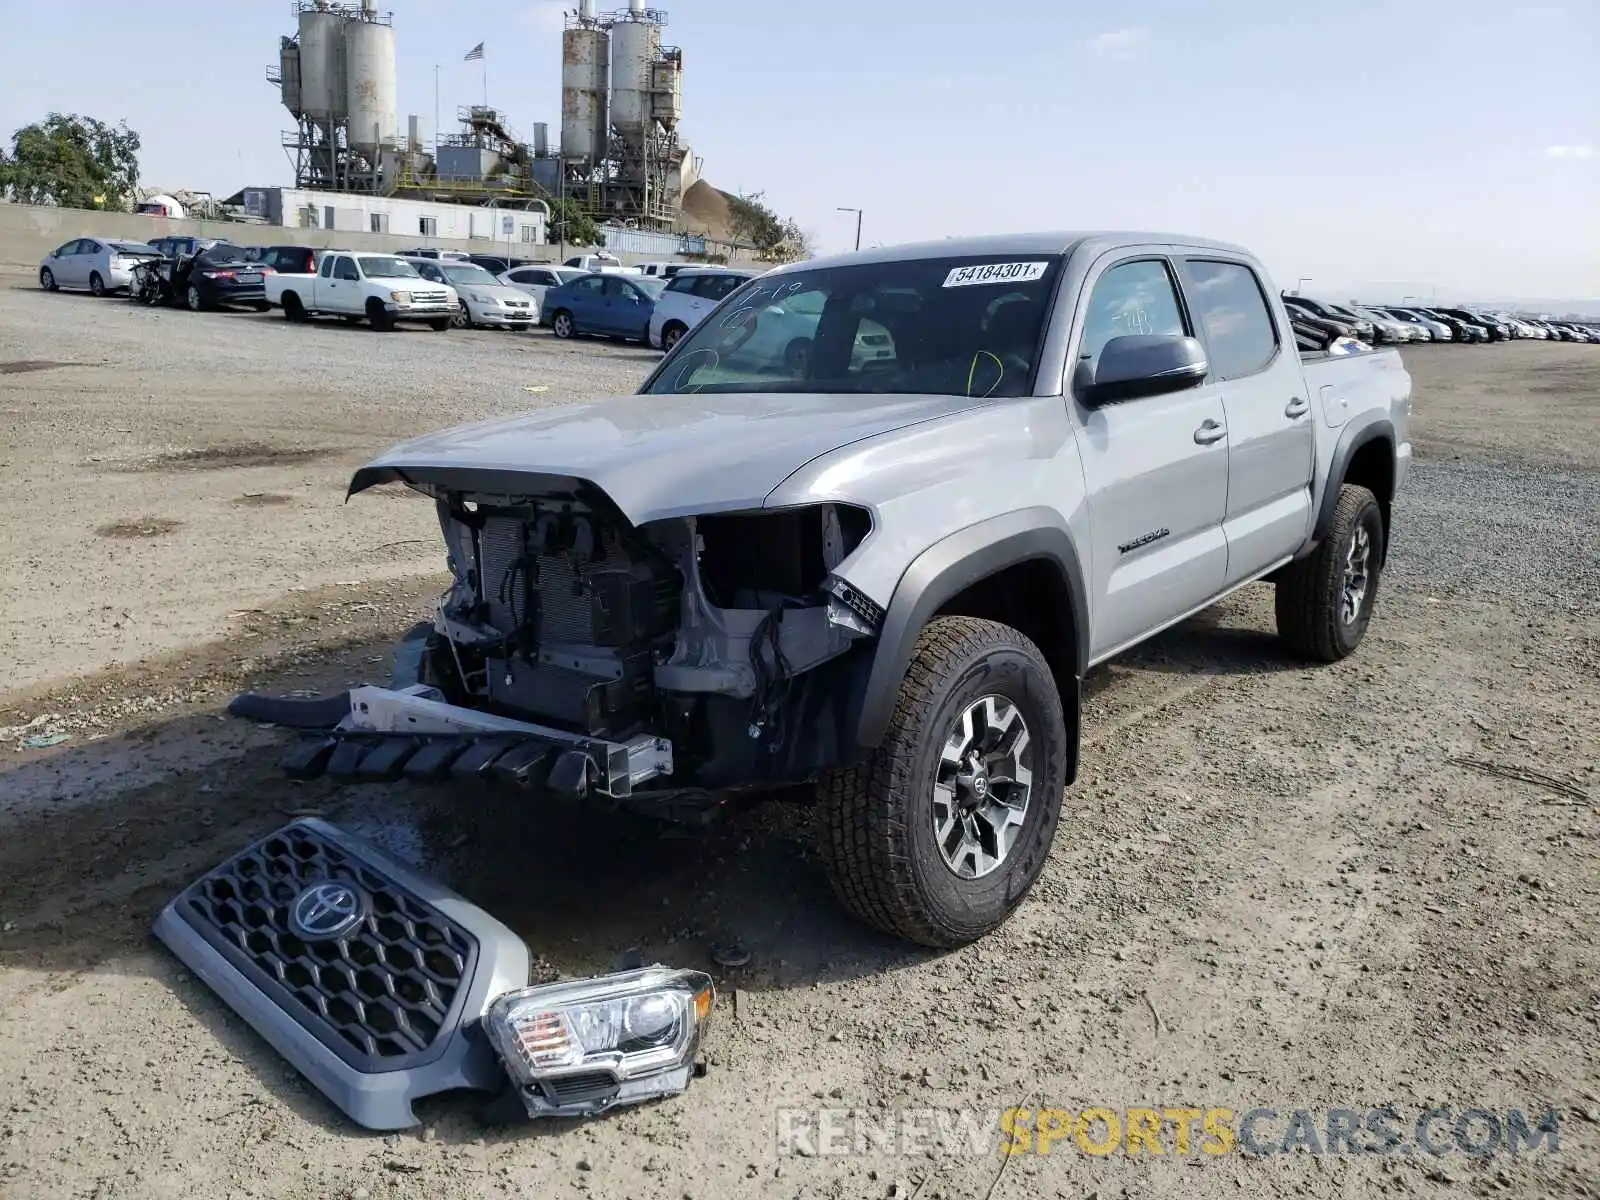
[36, 234, 766, 352]
[1284, 292, 1600, 349]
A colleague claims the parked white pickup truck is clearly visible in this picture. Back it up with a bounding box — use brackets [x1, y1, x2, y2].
[264, 251, 457, 331]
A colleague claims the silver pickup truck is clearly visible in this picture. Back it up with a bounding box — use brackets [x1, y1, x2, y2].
[236, 232, 1411, 954]
[165, 231, 1411, 1131]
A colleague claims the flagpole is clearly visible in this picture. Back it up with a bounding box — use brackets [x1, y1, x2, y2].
[433, 64, 440, 148]
[482, 54, 488, 108]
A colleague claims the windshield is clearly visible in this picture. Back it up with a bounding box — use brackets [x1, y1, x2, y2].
[358, 256, 420, 279]
[440, 264, 499, 287]
[642, 255, 1063, 397]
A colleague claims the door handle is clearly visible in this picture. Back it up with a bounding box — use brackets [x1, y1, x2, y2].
[1285, 397, 1310, 418]
[1193, 419, 1227, 445]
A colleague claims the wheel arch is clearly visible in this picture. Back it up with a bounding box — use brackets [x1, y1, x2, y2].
[1314, 417, 1396, 565]
[852, 508, 1088, 775]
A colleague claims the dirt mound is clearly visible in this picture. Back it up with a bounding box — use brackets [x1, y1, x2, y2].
[677, 180, 739, 244]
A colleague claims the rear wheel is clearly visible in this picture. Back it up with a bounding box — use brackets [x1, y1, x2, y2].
[283, 292, 307, 322]
[186, 285, 207, 312]
[39, 267, 56, 291]
[661, 321, 687, 352]
[1275, 484, 1385, 662]
[816, 616, 1068, 948]
[551, 310, 575, 339]
[89, 271, 106, 298]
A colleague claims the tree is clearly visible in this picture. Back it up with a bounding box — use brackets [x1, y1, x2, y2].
[725, 191, 810, 262]
[546, 198, 603, 248]
[0, 113, 142, 209]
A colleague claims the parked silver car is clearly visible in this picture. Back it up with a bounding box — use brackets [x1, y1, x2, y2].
[38, 237, 163, 296]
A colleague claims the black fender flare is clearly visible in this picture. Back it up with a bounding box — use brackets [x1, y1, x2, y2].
[852, 508, 1090, 754]
[1306, 415, 1394, 557]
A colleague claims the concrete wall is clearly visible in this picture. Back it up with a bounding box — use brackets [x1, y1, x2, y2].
[0, 202, 760, 273]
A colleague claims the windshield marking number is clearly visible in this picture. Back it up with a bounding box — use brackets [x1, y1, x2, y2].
[943, 261, 1049, 288]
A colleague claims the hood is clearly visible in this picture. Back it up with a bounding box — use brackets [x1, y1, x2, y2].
[348, 391, 991, 524]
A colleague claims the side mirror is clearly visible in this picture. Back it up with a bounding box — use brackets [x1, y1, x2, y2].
[1079, 334, 1209, 406]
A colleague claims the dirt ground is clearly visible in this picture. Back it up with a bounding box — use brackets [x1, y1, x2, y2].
[0, 282, 1596, 1200]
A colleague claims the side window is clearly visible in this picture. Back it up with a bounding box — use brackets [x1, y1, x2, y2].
[335, 257, 360, 281]
[83, 240, 103, 255]
[1078, 259, 1187, 375]
[601, 276, 630, 299]
[664, 275, 696, 294]
[1182, 260, 1279, 380]
[696, 275, 738, 300]
[572, 276, 604, 296]
[319, 255, 336, 278]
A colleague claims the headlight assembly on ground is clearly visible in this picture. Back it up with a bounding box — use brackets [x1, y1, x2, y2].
[485, 966, 715, 1118]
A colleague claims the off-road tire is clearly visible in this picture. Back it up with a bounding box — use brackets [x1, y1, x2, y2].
[282, 292, 307, 322]
[816, 616, 1068, 948]
[1275, 483, 1384, 662]
[551, 310, 574, 339]
[89, 271, 106, 297]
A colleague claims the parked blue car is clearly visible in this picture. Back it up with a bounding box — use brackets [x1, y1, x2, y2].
[540, 272, 665, 344]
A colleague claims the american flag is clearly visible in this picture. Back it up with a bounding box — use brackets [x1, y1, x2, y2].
[464, 42, 485, 61]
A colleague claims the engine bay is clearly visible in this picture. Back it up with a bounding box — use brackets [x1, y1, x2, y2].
[418, 482, 879, 792]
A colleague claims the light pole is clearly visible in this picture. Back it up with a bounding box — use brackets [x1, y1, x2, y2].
[837, 206, 862, 252]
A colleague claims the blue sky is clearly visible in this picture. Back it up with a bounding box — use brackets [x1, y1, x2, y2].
[1, 0, 1595, 301]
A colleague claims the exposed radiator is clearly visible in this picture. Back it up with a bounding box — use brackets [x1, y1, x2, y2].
[475, 515, 632, 644]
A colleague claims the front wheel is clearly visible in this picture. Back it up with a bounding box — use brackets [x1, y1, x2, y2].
[661, 322, 687, 352]
[1275, 483, 1384, 662]
[451, 301, 472, 330]
[816, 616, 1068, 948]
[550, 310, 574, 339]
[186, 285, 207, 312]
[39, 267, 56, 291]
[365, 299, 395, 331]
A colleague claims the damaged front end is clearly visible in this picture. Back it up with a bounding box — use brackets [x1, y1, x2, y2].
[240, 473, 884, 815]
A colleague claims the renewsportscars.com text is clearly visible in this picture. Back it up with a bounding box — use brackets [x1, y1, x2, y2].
[775, 1105, 1563, 1159]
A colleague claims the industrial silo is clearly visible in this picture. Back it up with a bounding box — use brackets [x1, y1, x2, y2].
[561, 3, 610, 165]
[297, 4, 346, 121]
[344, 3, 398, 152]
[608, 2, 661, 138]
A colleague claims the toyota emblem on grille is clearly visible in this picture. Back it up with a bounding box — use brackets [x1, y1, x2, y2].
[289, 882, 367, 941]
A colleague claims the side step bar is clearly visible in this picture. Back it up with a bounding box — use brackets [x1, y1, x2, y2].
[153, 818, 532, 1131]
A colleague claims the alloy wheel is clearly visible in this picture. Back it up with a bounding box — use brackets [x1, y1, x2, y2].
[931, 695, 1034, 880]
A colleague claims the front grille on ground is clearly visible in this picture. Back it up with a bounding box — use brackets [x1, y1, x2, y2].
[177, 823, 478, 1069]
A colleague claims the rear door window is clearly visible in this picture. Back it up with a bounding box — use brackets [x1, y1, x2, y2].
[1180, 259, 1280, 380]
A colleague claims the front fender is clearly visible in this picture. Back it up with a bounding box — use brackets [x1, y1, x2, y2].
[853, 508, 1089, 752]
